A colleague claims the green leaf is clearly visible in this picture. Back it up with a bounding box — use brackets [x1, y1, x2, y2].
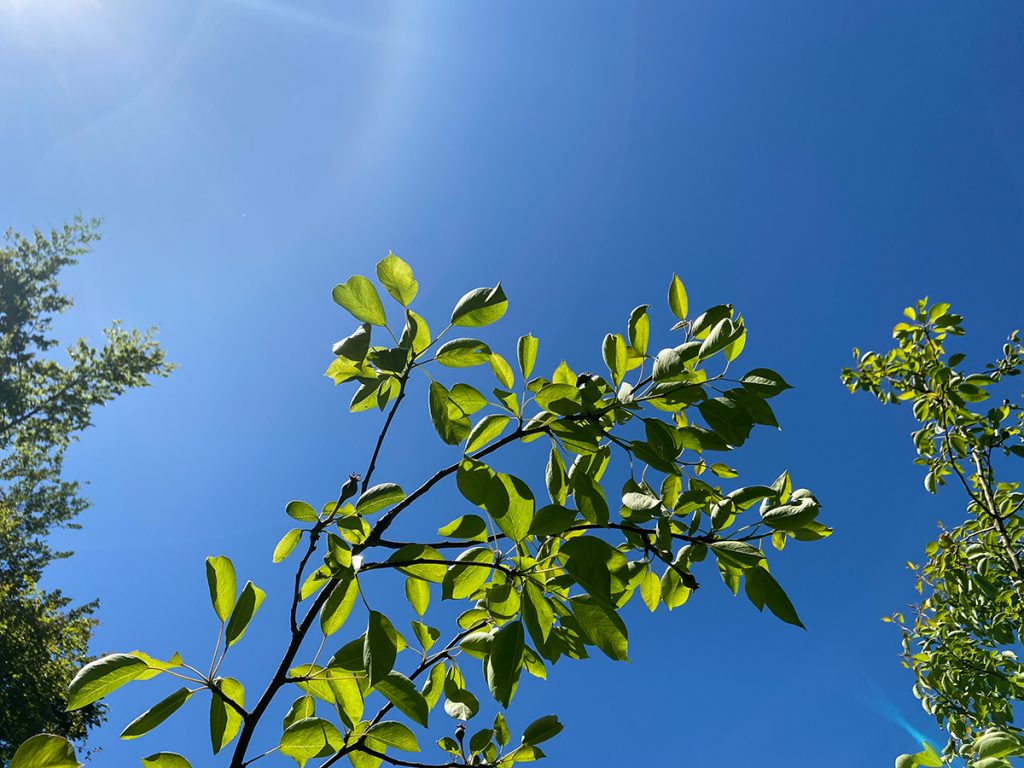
[329, 675, 364, 728]
[374, 672, 429, 727]
[466, 415, 510, 453]
[690, 304, 733, 338]
[521, 714, 564, 746]
[120, 688, 191, 740]
[483, 472, 535, 542]
[273, 529, 303, 563]
[740, 368, 792, 398]
[356, 483, 405, 516]
[436, 338, 492, 367]
[333, 276, 387, 326]
[489, 353, 515, 389]
[652, 342, 701, 382]
[405, 578, 430, 616]
[697, 318, 735, 359]
[437, 514, 489, 542]
[209, 677, 244, 754]
[660, 567, 693, 610]
[640, 567, 661, 612]
[570, 595, 629, 661]
[698, 397, 754, 446]
[412, 621, 441, 652]
[320, 576, 359, 636]
[570, 472, 609, 525]
[494, 712, 511, 747]
[400, 309, 431, 355]
[442, 547, 495, 599]
[225, 581, 266, 647]
[283, 696, 316, 731]
[376, 253, 418, 306]
[744, 566, 804, 629]
[559, 536, 629, 604]
[443, 673, 480, 721]
[710, 540, 765, 569]
[364, 611, 398, 687]
[545, 448, 569, 506]
[333, 323, 372, 363]
[485, 621, 525, 707]
[668, 274, 688, 321]
[280, 717, 344, 766]
[521, 580, 554, 648]
[10, 735, 80, 768]
[67, 653, 149, 710]
[724, 323, 746, 361]
[534, 383, 582, 416]
[452, 284, 508, 327]
[976, 732, 1022, 759]
[602, 333, 628, 386]
[366, 721, 420, 752]
[286, 501, 319, 522]
[141, 754, 192, 768]
[470, 728, 494, 754]
[518, 334, 538, 379]
[388, 544, 447, 583]
[205, 556, 237, 623]
[628, 305, 650, 357]
[429, 382, 472, 445]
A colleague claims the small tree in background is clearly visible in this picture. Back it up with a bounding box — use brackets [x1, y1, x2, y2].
[844, 301, 1024, 768]
[0, 217, 173, 763]
[14, 255, 829, 768]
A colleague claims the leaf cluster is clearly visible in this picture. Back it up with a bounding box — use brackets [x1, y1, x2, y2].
[21, 258, 827, 768]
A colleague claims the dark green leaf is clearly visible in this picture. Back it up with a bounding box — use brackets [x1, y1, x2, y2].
[374, 672, 429, 727]
[570, 595, 629, 660]
[740, 368, 792, 398]
[521, 714, 564, 746]
[364, 611, 398, 687]
[209, 677, 244, 754]
[485, 621, 525, 708]
[451, 284, 508, 327]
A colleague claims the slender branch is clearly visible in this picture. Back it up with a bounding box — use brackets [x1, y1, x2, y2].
[375, 534, 506, 550]
[970, 449, 1024, 581]
[349, 746, 469, 768]
[355, 425, 548, 554]
[361, 558, 517, 577]
[363, 369, 412, 495]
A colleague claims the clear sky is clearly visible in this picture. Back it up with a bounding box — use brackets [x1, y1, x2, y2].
[4, 1, 1024, 766]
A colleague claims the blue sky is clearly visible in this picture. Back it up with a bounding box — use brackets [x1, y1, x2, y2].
[4, 1, 1024, 766]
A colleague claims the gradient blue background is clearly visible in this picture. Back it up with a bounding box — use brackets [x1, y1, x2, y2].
[3, 2, 1024, 765]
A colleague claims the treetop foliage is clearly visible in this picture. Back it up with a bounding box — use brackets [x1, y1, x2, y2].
[1, 216, 174, 763]
[845, 299, 1024, 768]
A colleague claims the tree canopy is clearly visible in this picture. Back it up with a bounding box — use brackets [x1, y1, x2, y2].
[845, 300, 1024, 768]
[0, 217, 173, 763]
